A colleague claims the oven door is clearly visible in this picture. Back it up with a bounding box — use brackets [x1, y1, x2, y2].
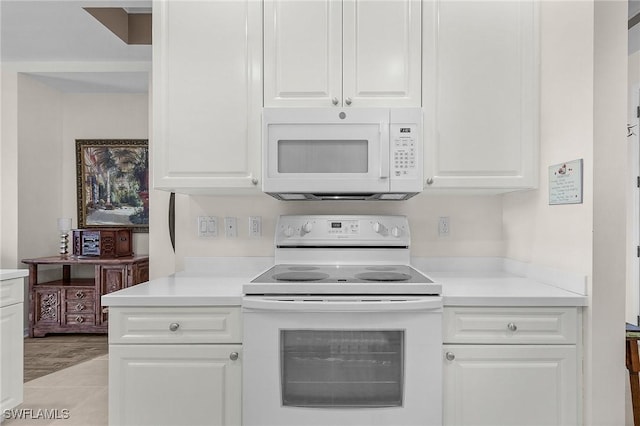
[263, 108, 391, 194]
[242, 296, 442, 426]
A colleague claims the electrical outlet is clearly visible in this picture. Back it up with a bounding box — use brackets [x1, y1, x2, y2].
[197, 216, 217, 237]
[224, 217, 238, 238]
[249, 216, 262, 238]
[438, 216, 450, 236]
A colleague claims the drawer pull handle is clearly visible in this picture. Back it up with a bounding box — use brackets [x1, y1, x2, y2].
[75, 316, 84, 323]
[169, 323, 180, 332]
[75, 303, 85, 311]
[229, 352, 239, 361]
[445, 352, 455, 361]
[507, 322, 518, 332]
[75, 291, 85, 299]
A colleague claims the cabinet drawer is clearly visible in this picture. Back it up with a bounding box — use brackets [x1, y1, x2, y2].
[444, 307, 578, 344]
[109, 306, 242, 344]
[65, 288, 95, 301]
[0, 278, 25, 307]
[65, 300, 95, 314]
[65, 313, 96, 326]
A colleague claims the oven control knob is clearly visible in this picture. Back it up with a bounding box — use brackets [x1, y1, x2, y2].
[283, 226, 295, 237]
[391, 226, 401, 237]
[373, 222, 385, 234]
[302, 222, 313, 234]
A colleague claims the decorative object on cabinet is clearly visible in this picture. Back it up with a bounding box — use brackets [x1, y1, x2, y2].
[75, 139, 149, 232]
[57, 217, 72, 255]
[72, 228, 133, 258]
[22, 255, 149, 337]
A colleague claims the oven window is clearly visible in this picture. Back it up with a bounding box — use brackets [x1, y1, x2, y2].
[277, 140, 368, 173]
[280, 330, 404, 408]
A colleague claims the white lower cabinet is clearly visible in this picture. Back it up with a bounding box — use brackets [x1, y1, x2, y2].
[108, 307, 242, 426]
[443, 307, 581, 426]
[0, 277, 25, 415]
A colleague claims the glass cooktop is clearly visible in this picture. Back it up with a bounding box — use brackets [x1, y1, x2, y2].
[246, 264, 440, 295]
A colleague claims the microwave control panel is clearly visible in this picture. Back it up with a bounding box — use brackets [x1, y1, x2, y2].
[390, 124, 417, 178]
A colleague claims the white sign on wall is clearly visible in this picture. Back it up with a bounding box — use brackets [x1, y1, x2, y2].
[549, 159, 583, 205]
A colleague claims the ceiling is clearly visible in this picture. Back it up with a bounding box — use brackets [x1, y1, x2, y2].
[1, 0, 151, 93]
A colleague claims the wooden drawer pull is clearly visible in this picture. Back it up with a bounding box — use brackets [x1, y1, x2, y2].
[75, 303, 85, 311]
[75, 316, 84, 323]
[75, 291, 85, 299]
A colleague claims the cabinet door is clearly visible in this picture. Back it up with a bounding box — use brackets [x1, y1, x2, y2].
[443, 345, 578, 426]
[109, 344, 242, 426]
[342, 0, 421, 107]
[0, 303, 23, 412]
[130, 260, 149, 286]
[423, 1, 538, 190]
[153, 0, 262, 193]
[264, 0, 342, 107]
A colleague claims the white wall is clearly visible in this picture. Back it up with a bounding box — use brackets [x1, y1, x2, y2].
[17, 74, 64, 265]
[591, 2, 628, 424]
[170, 193, 504, 271]
[0, 70, 19, 268]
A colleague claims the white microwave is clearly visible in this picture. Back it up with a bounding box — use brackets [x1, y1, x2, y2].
[262, 108, 423, 201]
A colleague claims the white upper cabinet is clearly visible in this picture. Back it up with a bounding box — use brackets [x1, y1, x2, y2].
[153, 0, 262, 193]
[264, 0, 422, 107]
[423, 0, 539, 190]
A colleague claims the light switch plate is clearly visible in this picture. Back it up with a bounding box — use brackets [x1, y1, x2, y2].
[197, 216, 217, 237]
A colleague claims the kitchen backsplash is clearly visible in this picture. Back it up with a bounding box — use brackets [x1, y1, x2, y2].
[170, 193, 504, 271]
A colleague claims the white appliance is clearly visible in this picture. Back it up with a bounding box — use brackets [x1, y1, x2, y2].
[243, 215, 442, 426]
[262, 108, 423, 200]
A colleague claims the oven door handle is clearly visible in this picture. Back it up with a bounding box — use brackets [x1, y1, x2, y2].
[242, 297, 442, 312]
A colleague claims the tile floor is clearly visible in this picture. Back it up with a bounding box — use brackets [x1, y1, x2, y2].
[3, 355, 107, 426]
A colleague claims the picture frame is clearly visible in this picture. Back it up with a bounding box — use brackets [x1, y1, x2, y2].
[75, 139, 149, 232]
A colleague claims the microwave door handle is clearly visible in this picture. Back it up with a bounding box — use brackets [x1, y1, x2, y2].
[380, 122, 389, 179]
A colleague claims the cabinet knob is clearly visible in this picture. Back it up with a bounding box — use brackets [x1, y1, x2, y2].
[507, 322, 518, 332]
[445, 352, 455, 361]
[345, 97, 352, 106]
[230, 352, 239, 361]
[426, 177, 434, 185]
[169, 323, 180, 332]
[251, 178, 259, 185]
[75, 316, 84, 323]
[332, 97, 339, 106]
[75, 303, 85, 311]
[75, 291, 85, 299]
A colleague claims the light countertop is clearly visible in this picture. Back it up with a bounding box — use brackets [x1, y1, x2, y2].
[102, 267, 587, 308]
[0, 269, 29, 281]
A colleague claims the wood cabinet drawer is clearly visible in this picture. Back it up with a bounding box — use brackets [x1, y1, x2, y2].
[444, 307, 578, 344]
[0, 278, 25, 307]
[108, 306, 242, 344]
[65, 288, 95, 301]
[65, 313, 96, 325]
[65, 300, 95, 314]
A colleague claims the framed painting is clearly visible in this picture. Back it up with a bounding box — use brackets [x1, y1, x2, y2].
[75, 139, 149, 232]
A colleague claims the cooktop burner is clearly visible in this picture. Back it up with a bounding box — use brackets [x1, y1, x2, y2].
[354, 272, 412, 282]
[272, 272, 330, 282]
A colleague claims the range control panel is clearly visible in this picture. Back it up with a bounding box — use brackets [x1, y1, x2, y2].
[276, 215, 410, 246]
[391, 123, 417, 178]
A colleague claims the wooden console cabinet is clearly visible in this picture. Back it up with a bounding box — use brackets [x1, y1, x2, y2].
[22, 255, 149, 337]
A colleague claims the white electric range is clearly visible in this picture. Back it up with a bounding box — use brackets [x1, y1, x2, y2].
[242, 215, 443, 426]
